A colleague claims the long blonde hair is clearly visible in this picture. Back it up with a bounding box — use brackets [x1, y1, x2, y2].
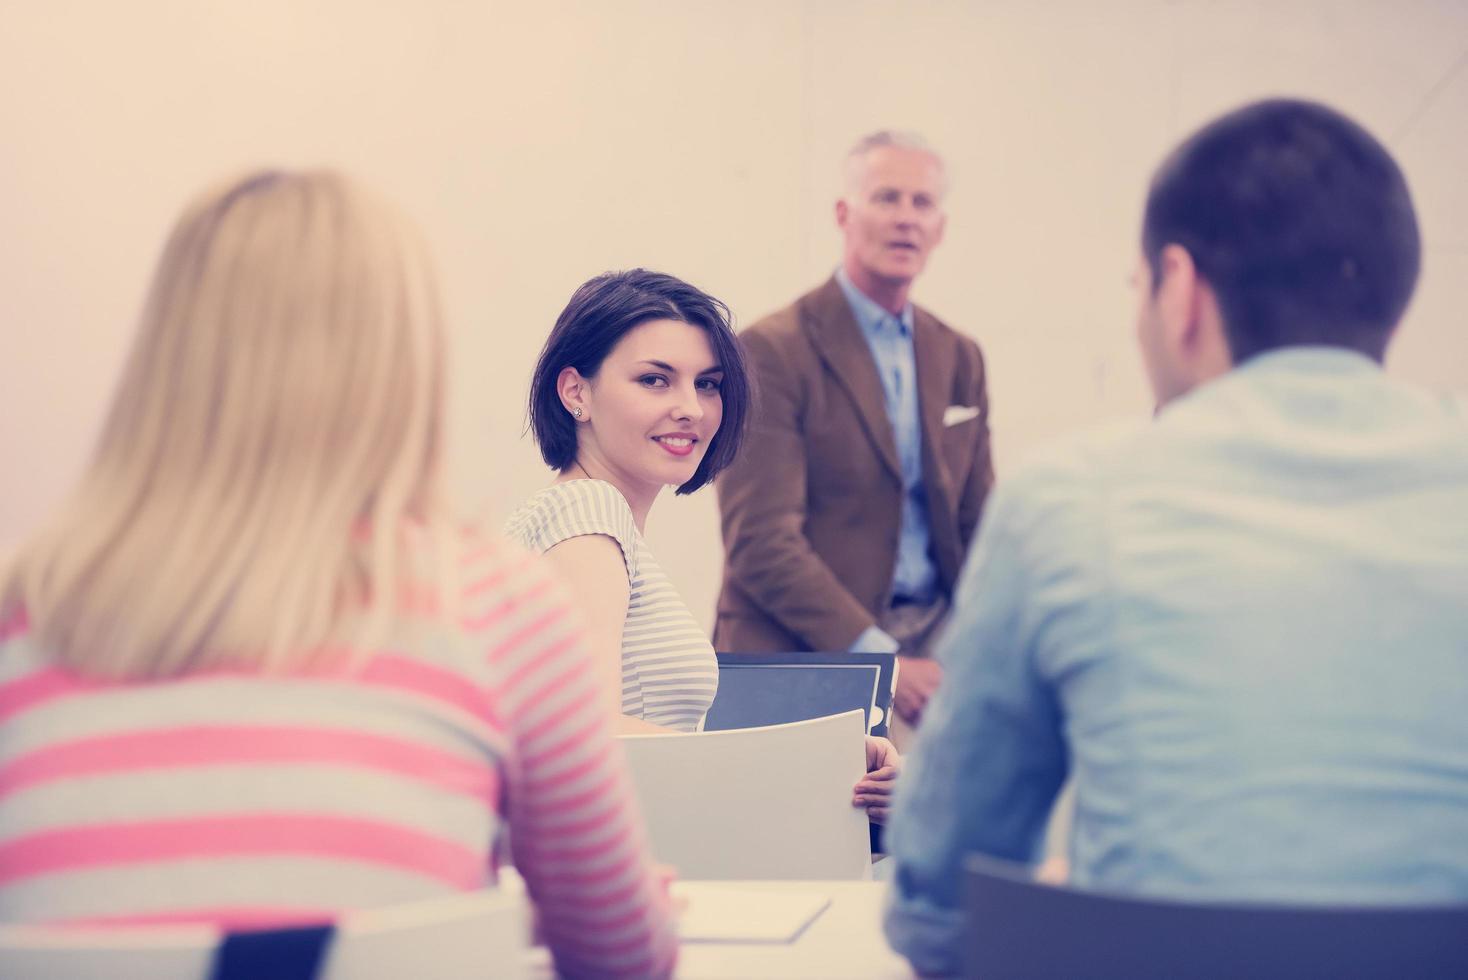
[1, 170, 455, 678]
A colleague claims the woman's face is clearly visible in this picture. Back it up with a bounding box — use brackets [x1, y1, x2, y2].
[575, 318, 725, 498]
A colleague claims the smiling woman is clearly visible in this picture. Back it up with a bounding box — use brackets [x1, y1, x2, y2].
[504, 270, 905, 826]
[504, 270, 750, 734]
[562, 318, 729, 506]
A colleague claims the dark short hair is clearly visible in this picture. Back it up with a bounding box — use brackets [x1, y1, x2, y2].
[527, 269, 750, 495]
[1142, 98, 1420, 362]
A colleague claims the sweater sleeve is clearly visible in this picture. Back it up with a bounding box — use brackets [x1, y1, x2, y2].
[462, 537, 676, 979]
[504, 480, 640, 584]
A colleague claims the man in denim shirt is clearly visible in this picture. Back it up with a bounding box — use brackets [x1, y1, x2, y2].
[715, 132, 994, 749]
[884, 98, 1468, 975]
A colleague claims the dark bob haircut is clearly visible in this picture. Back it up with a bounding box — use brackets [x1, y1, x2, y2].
[527, 268, 750, 495]
[1142, 98, 1420, 363]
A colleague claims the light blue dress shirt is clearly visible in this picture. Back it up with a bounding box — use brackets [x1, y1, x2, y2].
[835, 268, 940, 655]
[883, 348, 1468, 976]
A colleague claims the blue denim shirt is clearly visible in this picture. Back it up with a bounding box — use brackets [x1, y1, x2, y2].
[836, 268, 939, 654]
[883, 348, 1468, 975]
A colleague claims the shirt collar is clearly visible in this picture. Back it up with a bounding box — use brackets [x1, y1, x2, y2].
[1159, 345, 1388, 419]
[835, 266, 914, 338]
[1234, 345, 1384, 378]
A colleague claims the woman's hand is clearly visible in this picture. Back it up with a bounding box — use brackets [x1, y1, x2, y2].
[853, 735, 902, 823]
[652, 862, 688, 917]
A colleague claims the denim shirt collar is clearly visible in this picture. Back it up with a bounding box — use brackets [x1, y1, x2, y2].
[835, 266, 914, 339]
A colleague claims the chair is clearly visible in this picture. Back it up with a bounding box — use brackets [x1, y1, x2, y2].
[0, 887, 528, 980]
[620, 709, 872, 880]
[963, 854, 1468, 980]
[704, 651, 897, 737]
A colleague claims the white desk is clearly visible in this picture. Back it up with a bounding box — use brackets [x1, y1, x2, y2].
[674, 880, 913, 979]
[526, 880, 913, 979]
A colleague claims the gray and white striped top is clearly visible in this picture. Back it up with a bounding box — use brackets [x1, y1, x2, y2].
[504, 480, 718, 732]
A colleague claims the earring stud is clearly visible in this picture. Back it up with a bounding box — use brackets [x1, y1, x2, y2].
[572, 407, 584, 419]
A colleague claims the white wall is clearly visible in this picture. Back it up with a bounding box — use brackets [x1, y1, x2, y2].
[3, 0, 1465, 632]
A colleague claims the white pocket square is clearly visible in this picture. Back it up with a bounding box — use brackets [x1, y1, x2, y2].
[942, 404, 981, 427]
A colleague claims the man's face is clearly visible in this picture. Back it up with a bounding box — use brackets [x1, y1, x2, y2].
[838, 146, 947, 289]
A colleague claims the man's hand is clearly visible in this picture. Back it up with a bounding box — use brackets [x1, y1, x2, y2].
[893, 655, 943, 725]
[853, 735, 902, 823]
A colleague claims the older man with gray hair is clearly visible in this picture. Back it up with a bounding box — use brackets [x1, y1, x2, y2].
[714, 131, 994, 749]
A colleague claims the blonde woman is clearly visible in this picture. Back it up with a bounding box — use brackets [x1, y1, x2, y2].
[0, 172, 675, 978]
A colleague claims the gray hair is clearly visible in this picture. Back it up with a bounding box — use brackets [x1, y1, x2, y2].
[842, 130, 947, 196]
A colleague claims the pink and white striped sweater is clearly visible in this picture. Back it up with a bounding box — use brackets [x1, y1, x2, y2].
[0, 535, 676, 979]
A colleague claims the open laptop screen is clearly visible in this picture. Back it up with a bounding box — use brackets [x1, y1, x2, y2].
[704, 659, 888, 736]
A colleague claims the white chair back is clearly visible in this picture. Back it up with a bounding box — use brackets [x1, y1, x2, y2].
[620, 708, 872, 880]
[322, 889, 528, 980]
[0, 887, 527, 980]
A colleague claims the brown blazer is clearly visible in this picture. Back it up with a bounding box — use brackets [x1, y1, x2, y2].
[714, 276, 994, 653]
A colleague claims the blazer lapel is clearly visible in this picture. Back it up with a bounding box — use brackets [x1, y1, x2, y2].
[913, 310, 955, 492]
[802, 277, 902, 483]
[913, 309, 962, 583]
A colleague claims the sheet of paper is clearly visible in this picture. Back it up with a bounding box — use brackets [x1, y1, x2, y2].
[673, 883, 832, 944]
